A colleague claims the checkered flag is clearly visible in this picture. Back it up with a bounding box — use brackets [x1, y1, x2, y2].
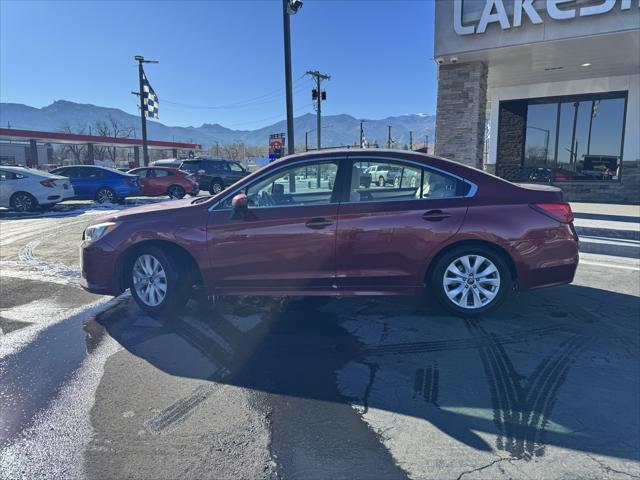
[142, 72, 159, 119]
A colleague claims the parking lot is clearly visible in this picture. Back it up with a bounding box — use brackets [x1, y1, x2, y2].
[1, 200, 639, 480]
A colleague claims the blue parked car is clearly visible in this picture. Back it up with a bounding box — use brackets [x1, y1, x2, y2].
[50, 165, 143, 203]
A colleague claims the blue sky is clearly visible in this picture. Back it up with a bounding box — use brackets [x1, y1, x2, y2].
[0, 0, 437, 129]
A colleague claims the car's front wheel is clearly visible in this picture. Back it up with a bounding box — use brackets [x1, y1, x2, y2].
[129, 247, 190, 315]
[431, 246, 511, 317]
[209, 180, 224, 195]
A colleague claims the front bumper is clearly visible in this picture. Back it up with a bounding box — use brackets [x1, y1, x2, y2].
[79, 241, 123, 296]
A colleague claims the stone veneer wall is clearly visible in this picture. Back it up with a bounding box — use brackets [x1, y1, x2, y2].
[558, 160, 640, 203]
[482, 160, 640, 203]
[435, 61, 487, 169]
[496, 101, 527, 170]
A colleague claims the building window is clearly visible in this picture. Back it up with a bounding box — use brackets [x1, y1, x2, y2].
[497, 92, 627, 183]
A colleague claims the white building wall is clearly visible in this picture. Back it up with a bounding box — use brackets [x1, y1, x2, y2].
[487, 73, 640, 165]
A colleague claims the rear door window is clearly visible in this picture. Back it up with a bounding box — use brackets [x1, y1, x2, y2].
[349, 159, 466, 203]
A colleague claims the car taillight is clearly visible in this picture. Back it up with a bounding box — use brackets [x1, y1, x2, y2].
[531, 203, 574, 223]
[40, 179, 55, 188]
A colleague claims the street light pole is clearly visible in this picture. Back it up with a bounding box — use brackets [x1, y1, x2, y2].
[282, 0, 301, 156]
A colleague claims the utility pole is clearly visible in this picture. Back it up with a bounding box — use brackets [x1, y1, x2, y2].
[425, 134, 429, 154]
[359, 120, 366, 148]
[387, 125, 392, 149]
[307, 70, 330, 150]
[134, 55, 158, 166]
[409, 131, 413, 150]
[282, 0, 302, 156]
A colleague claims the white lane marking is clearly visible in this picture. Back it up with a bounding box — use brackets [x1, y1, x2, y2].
[0, 294, 127, 359]
[0, 334, 120, 480]
[580, 260, 640, 271]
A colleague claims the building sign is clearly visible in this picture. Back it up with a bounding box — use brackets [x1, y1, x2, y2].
[454, 0, 637, 35]
[269, 133, 285, 160]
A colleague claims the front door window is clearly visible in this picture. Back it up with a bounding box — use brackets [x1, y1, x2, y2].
[221, 161, 338, 208]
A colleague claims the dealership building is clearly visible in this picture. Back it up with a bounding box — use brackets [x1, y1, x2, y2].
[434, 0, 639, 202]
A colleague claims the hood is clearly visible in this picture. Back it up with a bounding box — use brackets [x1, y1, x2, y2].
[88, 197, 207, 225]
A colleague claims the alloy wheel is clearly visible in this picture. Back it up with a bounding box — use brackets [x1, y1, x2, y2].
[96, 188, 115, 203]
[211, 182, 223, 194]
[443, 254, 501, 310]
[168, 185, 185, 199]
[12, 193, 34, 212]
[132, 254, 168, 307]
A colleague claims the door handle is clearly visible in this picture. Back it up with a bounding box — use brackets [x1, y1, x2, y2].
[305, 217, 334, 229]
[422, 210, 451, 221]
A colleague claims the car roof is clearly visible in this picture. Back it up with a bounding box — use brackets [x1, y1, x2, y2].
[0, 165, 29, 172]
[0, 165, 63, 178]
[182, 157, 226, 162]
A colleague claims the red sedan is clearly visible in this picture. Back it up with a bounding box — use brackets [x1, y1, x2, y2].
[82, 149, 578, 317]
[127, 167, 199, 199]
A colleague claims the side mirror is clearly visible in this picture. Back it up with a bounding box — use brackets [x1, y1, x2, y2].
[230, 193, 249, 220]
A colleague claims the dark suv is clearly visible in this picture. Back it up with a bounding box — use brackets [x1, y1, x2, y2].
[179, 158, 249, 194]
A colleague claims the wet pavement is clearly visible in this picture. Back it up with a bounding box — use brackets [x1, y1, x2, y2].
[1, 203, 639, 479]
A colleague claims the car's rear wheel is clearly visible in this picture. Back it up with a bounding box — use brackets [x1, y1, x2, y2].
[129, 246, 190, 315]
[95, 187, 116, 204]
[209, 180, 224, 195]
[10, 192, 37, 212]
[167, 185, 186, 199]
[431, 245, 511, 317]
[378, 176, 385, 187]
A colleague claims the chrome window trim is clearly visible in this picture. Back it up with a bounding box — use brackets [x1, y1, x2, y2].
[208, 155, 478, 212]
[208, 157, 345, 212]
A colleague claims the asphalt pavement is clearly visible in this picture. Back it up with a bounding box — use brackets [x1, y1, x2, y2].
[0, 201, 639, 480]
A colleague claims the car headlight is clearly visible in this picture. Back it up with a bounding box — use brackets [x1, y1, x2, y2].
[83, 222, 119, 243]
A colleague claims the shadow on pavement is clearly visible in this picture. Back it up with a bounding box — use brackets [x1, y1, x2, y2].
[94, 284, 640, 466]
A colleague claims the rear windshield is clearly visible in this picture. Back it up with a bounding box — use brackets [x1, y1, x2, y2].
[180, 162, 201, 173]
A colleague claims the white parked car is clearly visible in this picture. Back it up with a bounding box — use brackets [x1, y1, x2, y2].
[0, 166, 74, 212]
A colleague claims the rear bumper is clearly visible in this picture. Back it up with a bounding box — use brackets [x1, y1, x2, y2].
[114, 185, 143, 199]
[514, 225, 579, 290]
[79, 241, 123, 296]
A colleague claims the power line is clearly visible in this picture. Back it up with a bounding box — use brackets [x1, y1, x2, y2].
[161, 75, 311, 110]
[223, 102, 315, 129]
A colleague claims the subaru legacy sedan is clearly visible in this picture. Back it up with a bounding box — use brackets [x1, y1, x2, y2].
[79, 149, 579, 317]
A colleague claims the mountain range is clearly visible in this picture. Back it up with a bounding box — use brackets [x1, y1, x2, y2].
[0, 100, 435, 150]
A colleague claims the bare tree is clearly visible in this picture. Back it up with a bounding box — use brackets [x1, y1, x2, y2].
[59, 122, 88, 163]
[93, 115, 135, 166]
[219, 141, 246, 161]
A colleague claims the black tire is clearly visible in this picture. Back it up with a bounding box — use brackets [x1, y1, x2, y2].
[167, 185, 186, 199]
[95, 187, 116, 204]
[129, 246, 191, 315]
[209, 180, 224, 195]
[378, 176, 385, 187]
[429, 245, 512, 317]
[10, 192, 38, 212]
